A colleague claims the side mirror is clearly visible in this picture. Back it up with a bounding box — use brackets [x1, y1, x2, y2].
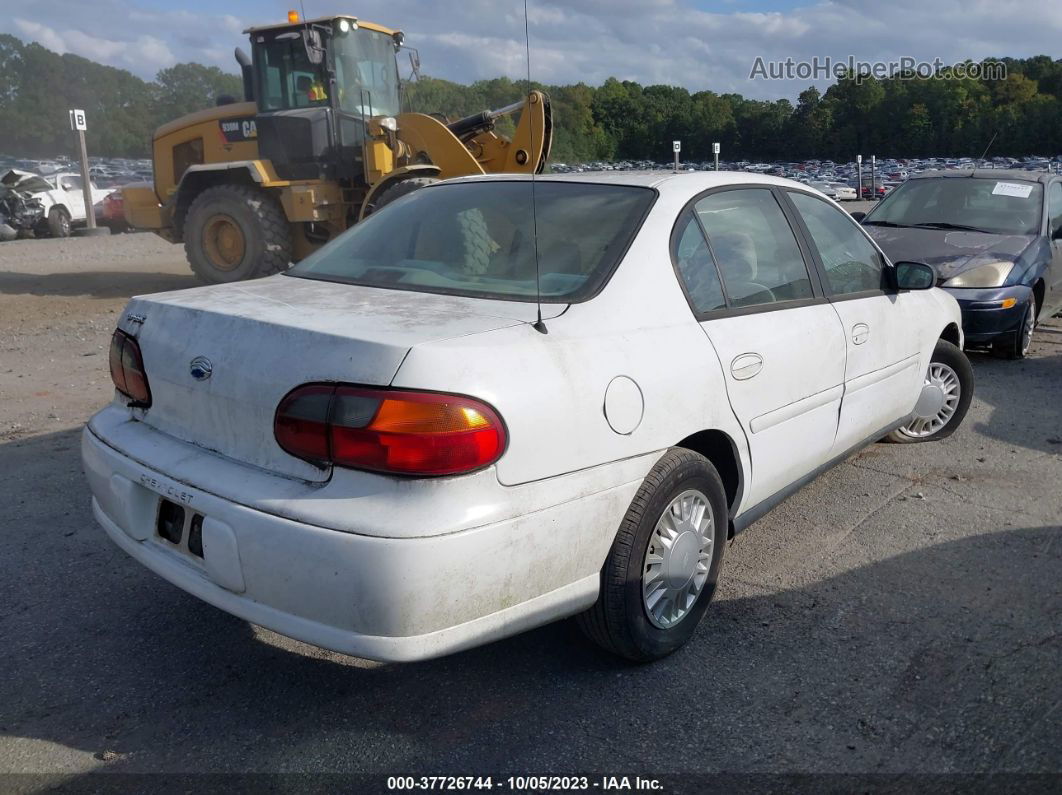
[303, 28, 324, 65]
[894, 261, 936, 290]
[850, 211, 866, 222]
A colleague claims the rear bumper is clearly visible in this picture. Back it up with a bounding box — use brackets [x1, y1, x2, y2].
[81, 421, 646, 662]
[945, 285, 1032, 345]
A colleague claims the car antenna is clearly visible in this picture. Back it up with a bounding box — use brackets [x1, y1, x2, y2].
[972, 132, 997, 177]
[524, 0, 547, 334]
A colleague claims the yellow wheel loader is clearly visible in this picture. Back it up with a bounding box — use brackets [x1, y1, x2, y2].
[122, 12, 552, 283]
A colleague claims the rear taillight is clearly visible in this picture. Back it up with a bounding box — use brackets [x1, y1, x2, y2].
[109, 329, 152, 407]
[274, 384, 506, 476]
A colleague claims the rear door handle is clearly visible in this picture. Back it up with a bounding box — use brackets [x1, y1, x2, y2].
[731, 352, 763, 380]
[852, 323, 870, 345]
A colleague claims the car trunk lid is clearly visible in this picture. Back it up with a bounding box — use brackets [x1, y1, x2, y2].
[121, 275, 549, 482]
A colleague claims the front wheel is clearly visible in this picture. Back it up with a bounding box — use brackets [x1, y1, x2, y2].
[992, 296, 1036, 360]
[366, 176, 440, 216]
[47, 207, 71, 238]
[888, 339, 973, 443]
[577, 449, 728, 662]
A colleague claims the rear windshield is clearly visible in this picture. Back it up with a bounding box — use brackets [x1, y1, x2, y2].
[866, 177, 1043, 236]
[287, 181, 656, 302]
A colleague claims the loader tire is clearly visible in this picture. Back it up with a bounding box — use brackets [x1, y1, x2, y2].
[456, 208, 492, 275]
[369, 176, 440, 214]
[183, 184, 292, 284]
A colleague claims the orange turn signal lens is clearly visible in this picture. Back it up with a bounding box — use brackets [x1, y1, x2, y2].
[1000, 297, 1017, 309]
[288, 10, 299, 23]
[274, 384, 506, 476]
[371, 398, 491, 434]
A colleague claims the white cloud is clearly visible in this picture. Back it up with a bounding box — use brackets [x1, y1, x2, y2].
[13, 18, 67, 54]
[11, 19, 176, 72]
[4, 0, 1062, 98]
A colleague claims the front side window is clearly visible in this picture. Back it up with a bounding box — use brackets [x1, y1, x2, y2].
[333, 28, 401, 117]
[255, 32, 330, 111]
[693, 188, 814, 308]
[788, 191, 885, 296]
[289, 181, 655, 302]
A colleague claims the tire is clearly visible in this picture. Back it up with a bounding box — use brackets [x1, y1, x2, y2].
[183, 184, 292, 284]
[368, 176, 439, 215]
[369, 176, 493, 274]
[576, 449, 729, 662]
[992, 296, 1036, 360]
[888, 340, 974, 443]
[47, 207, 71, 238]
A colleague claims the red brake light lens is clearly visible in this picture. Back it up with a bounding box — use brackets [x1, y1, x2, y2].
[109, 329, 152, 406]
[274, 384, 506, 476]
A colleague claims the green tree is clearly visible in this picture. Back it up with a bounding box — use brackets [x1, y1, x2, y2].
[153, 63, 243, 121]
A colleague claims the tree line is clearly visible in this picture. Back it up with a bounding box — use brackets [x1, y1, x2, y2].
[1, 33, 1059, 164]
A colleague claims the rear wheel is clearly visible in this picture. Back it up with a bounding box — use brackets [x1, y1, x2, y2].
[888, 340, 973, 443]
[47, 207, 71, 238]
[577, 449, 728, 662]
[992, 296, 1036, 360]
[183, 184, 292, 284]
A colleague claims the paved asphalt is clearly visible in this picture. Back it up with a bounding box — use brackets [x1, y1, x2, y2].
[1, 279, 1060, 789]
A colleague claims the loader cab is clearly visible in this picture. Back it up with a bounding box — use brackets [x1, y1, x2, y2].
[247, 15, 402, 183]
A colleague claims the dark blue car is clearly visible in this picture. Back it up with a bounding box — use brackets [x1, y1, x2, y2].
[857, 170, 1062, 358]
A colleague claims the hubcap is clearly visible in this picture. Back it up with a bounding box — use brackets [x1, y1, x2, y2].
[898, 362, 961, 438]
[203, 214, 246, 271]
[642, 489, 714, 629]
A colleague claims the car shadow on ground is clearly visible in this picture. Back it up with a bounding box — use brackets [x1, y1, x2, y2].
[965, 324, 1062, 455]
[0, 270, 196, 299]
[1, 429, 1059, 783]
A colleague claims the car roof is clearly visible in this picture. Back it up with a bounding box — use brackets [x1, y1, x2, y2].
[909, 168, 1057, 184]
[447, 170, 819, 197]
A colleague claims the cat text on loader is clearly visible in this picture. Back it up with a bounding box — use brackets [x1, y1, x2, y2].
[122, 12, 552, 283]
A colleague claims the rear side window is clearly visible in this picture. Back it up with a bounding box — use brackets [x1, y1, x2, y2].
[673, 211, 726, 313]
[289, 181, 655, 302]
[693, 188, 814, 308]
[788, 191, 886, 295]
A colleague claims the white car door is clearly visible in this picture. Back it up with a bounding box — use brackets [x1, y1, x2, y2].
[671, 187, 847, 509]
[59, 175, 86, 221]
[784, 189, 923, 454]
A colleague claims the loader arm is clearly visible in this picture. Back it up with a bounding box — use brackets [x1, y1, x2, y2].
[394, 91, 552, 178]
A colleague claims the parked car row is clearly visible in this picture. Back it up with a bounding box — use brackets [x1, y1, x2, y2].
[551, 155, 1062, 203]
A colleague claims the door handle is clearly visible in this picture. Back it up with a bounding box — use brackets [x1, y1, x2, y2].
[731, 353, 763, 380]
[852, 323, 870, 345]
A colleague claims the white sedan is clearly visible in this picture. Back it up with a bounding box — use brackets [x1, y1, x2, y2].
[83, 172, 972, 662]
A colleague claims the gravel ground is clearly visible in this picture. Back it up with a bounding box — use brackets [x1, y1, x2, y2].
[0, 232, 1060, 791]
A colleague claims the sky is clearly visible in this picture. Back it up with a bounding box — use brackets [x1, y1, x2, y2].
[3, 0, 1061, 100]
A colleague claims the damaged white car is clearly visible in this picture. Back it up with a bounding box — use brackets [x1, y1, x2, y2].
[0, 169, 112, 237]
[83, 172, 972, 663]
